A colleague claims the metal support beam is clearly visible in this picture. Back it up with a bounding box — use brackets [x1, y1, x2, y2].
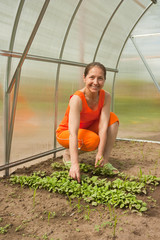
[4, 0, 25, 176]
[4, 0, 50, 176]
[93, 0, 124, 62]
[0, 147, 64, 172]
[6, 68, 21, 170]
[130, 36, 160, 92]
[0, 49, 118, 72]
[54, 0, 83, 156]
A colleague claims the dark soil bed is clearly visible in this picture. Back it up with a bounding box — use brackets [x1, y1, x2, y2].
[0, 140, 160, 240]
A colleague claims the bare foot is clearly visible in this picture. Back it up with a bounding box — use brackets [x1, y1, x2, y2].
[63, 149, 70, 163]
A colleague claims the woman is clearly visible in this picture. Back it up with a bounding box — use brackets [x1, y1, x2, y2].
[56, 62, 119, 183]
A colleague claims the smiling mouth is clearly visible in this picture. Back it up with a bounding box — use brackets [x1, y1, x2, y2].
[91, 86, 99, 89]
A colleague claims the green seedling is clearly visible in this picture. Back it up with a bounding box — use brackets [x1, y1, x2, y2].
[48, 211, 56, 224]
[10, 163, 160, 213]
[42, 233, 48, 239]
[112, 208, 118, 238]
[0, 224, 11, 234]
[94, 224, 101, 232]
[84, 204, 95, 221]
[96, 156, 103, 167]
[33, 188, 37, 208]
[74, 198, 83, 213]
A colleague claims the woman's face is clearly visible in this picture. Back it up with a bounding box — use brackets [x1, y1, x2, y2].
[83, 67, 105, 93]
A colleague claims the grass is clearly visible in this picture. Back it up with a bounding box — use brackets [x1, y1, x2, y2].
[115, 97, 160, 127]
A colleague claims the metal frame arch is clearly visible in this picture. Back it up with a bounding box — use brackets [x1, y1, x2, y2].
[111, 2, 153, 112]
[4, 0, 25, 176]
[54, 0, 83, 150]
[4, 0, 50, 176]
[93, 0, 124, 62]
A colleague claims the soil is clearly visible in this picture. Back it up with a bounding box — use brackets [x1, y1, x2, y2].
[0, 140, 160, 240]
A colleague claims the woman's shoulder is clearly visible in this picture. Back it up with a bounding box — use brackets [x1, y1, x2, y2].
[100, 89, 110, 96]
[72, 89, 85, 100]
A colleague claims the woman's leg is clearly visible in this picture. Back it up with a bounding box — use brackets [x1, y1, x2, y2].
[56, 129, 100, 151]
[103, 121, 119, 163]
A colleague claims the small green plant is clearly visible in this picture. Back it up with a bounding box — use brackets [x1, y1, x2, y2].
[112, 207, 118, 238]
[33, 188, 37, 208]
[48, 211, 56, 224]
[42, 233, 48, 239]
[94, 224, 101, 232]
[74, 198, 83, 213]
[10, 163, 160, 213]
[0, 224, 11, 234]
[15, 224, 23, 232]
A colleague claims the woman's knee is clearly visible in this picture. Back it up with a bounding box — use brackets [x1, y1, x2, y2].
[78, 129, 100, 152]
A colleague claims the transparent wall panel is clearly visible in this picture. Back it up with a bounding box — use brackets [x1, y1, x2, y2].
[29, 0, 79, 59]
[63, 0, 120, 63]
[115, 48, 160, 141]
[96, 0, 151, 68]
[57, 65, 84, 131]
[133, 1, 160, 36]
[114, 1, 160, 141]
[10, 60, 57, 165]
[13, 0, 45, 53]
[0, 0, 19, 51]
[131, 36, 160, 86]
[104, 71, 114, 95]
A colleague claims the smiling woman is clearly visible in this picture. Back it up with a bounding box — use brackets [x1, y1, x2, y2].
[56, 62, 119, 183]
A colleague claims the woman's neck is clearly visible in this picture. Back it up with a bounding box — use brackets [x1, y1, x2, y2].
[83, 87, 99, 100]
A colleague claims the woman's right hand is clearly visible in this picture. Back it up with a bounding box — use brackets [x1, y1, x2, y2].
[69, 163, 81, 183]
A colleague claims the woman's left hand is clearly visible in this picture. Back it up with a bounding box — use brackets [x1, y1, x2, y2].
[95, 154, 104, 168]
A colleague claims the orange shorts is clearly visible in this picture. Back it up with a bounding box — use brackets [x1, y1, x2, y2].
[56, 112, 119, 152]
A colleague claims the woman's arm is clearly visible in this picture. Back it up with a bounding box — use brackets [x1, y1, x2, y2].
[68, 95, 82, 182]
[95, 92, 111, 167]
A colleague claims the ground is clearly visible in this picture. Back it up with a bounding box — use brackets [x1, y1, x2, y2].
[0, 140, 160, 240]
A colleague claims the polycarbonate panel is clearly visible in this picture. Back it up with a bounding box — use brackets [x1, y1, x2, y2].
[0, 0, 19, 50]
[13, 0, 45, 53]
[133, 1, 160, 36]
[131, 36, 160, 85]
[115, 76, 160, 141]
[96, 0, 151, 68]
[0, 56, 6, 176]
[57, 65, 84, 133]
[114, 5, 160, 142]
[29, 0, 79, 58]
[10, 60, 57, 164]
[63, 0, 121, 63]
[104, 71, 115, 94]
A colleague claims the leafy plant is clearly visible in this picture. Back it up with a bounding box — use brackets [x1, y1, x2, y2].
[10, 163, 160, 213]
[0, 224, 11, 234]
[48, 211, 56, 224]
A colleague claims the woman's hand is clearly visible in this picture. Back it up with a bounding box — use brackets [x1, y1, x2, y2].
[95, 153, 105, 167]
[69, 163, 81, 183]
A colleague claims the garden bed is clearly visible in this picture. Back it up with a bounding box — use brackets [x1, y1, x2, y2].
[0, 140, 160, 240]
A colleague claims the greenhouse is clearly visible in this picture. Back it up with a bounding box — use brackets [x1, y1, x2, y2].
[0, 0, 160, 239]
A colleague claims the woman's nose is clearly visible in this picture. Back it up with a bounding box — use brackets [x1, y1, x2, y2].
[93, 78, 98, 84]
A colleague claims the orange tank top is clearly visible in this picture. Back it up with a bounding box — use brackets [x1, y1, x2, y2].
[56, 89, 105, 134]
